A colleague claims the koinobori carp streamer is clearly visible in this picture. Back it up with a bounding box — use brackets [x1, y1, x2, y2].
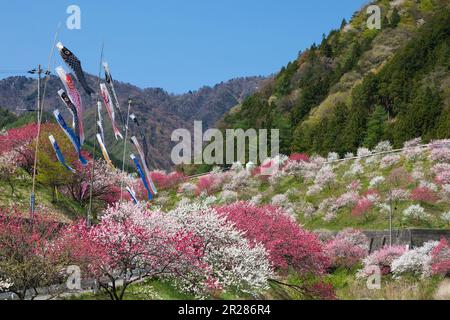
[103, 62, 125, 128]
[97, 101, 105, 144]
[53, 109, 87, 166]
[57, 89, 80, 138]
[130, 154, 153, 201]
[126, 186, 138, 204]
[100, 83, 123, 140]
[56, 42, 95, 96]
[96, 133, 113, 168]
[131, 135, 157, 195]
[48, 135, 76, 173]
[55, 66, 85, 145]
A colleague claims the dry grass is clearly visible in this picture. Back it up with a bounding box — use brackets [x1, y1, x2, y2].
[337, 277, 443, 300]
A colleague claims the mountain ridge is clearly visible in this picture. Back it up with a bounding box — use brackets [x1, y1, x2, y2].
[0, 74, 265, 169]
[221, 0, 450, 160]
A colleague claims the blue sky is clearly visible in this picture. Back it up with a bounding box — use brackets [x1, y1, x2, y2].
[0, 0, 367, 93]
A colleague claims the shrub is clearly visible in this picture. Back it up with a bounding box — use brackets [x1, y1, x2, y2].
[390, 188, 410, 201]
[196, 175, 216, 195]
[271, 194, 289, 207]
[219, 190, 238, 204]
[58, 202, 206, 300]
[373, 141, 393, 153]
[435, 170, 450, 185]
[0, 151, 19, 195]
[327, 152, 339, 162]
[347, 161, 364, 177]
[369, 176, 385, 188]
[357, 148, 372, 158]
[335, 191, 359, 209]
[178, 182, 197, 197]
[223, 170, 253, 190]
[289, 153, 310, 163]
[441, 211, 450, 224]
[391, 241, 439, 278]
[63, 159, 124, 207]
[314, 165, 335, 188]
[0, 123, 38, 156]
[402, 204, 430, 223]
[403, 138, 423, 160]
[387, 168, 413, 188]
[325, 228, 369, 269]
[217, 202, 329, 276]
[0, 209, 66, 300]
[150, 170, 186, 190]
[429, 147, 450, 162]
[430, 239, 450, 276]
[380, 155, 401, 169]
[352, 198, 373, 218]
[359, 245, 407, 276]
[347, 180, 361, 191]
[411, 187, 439, 203]
[169, 202, 274, 295]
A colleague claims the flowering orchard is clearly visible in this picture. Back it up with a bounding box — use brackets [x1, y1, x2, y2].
[0, 121, 449, 301]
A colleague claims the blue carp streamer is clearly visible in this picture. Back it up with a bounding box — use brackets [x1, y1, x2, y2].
[48, 135, 76, 173]
[53, 109, 87, 166]
[126, 186, 139, 204]
[130, 154, 152, 201]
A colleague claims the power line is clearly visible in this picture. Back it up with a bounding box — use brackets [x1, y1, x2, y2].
[0, 69, 51, 75]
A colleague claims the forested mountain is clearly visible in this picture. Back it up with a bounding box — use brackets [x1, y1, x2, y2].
[221, 0, 450, 157]
[0, 75, 264, 169]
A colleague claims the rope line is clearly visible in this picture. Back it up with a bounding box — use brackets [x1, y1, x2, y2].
[30, 22, 62, 219]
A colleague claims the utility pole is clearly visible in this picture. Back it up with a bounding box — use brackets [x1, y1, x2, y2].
[388, 190, 393, 247]
[28, 64, 42, 220]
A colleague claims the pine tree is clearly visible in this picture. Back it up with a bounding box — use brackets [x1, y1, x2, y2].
[364, 105, 387, 148]
[390, 8, 400, 28]
[320, 34, 333, 57]
[394, 86, 443, 144]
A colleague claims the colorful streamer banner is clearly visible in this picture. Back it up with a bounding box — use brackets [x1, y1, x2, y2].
[56, 66, 85, 145]
[53, 109, 87, 166]
[96, 133, 113, 168]
[97, 101, 105, 143]
[131, 136, 157, 195]
[129, 113, 140, 127]
[100, 83, 123, 140]
[130, 154, 152, 201]
[48, 135, 75, 173]
[57, 89, 79, 133]
[103, 62, 125, 128]
[56, 42, 95, 96]
[126, 186, 138, 204]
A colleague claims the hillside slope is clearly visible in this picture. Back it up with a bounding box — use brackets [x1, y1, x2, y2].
[221, 0, 450, 158]
[0, 75, 264, 169]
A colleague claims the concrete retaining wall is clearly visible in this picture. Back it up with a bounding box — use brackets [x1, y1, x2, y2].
[362, 229, 450, 252]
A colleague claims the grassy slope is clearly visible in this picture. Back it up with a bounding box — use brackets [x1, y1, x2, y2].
[0, 169, 85, 222]
[71, 271, 445, 300]
[152, 148, 450, 231]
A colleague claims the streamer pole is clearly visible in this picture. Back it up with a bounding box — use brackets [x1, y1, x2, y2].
[86, 41, 104, 227]
[120, 99, 132, 201]
[30, 23, 61, 220]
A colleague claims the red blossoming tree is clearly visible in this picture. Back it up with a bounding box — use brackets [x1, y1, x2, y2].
[0, 209, 66, 300]
[411, 187, 439, 204]
[216, 202, 330, 274]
